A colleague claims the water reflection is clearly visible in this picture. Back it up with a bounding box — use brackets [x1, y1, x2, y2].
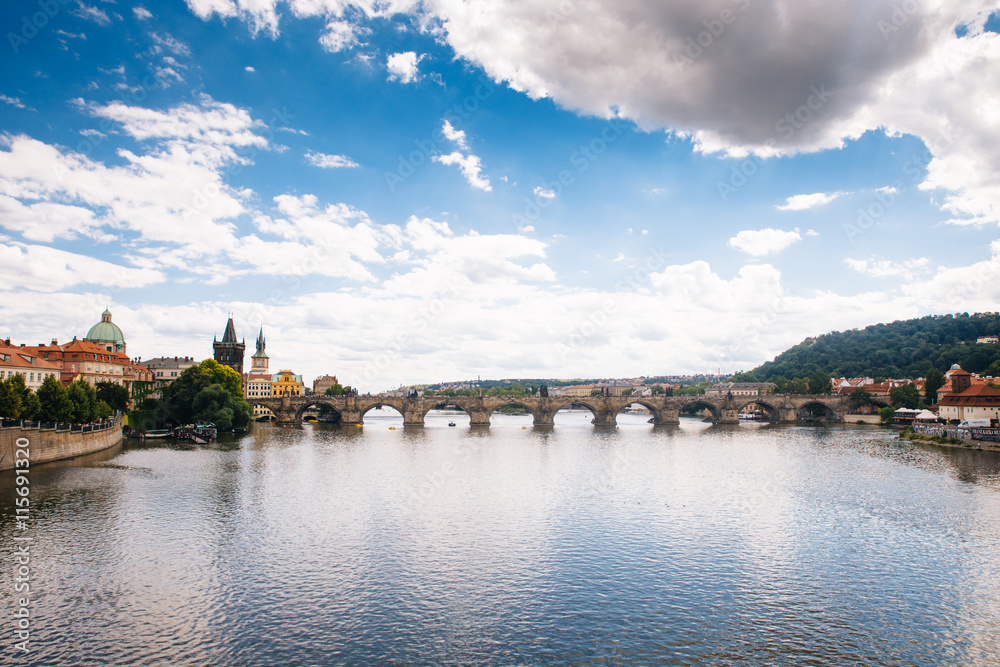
[2, 421, 1000, 665]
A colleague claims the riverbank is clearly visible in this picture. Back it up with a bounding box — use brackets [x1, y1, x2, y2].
[0, 416, 124, 471]
[900, 427, 1000, 452]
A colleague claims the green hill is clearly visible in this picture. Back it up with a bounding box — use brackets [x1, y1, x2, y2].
[747, 312, 1000, 382]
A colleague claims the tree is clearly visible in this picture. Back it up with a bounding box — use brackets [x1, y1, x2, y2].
[924, 367, 944, 405]
[850, 387, 872, 407]
[8, 374, 39, 420]
[163, 359, 251, 428]
[0, 378, 21, 419]
[37, 375, 73, 423]
[807, 370, 832, 395]
[651, 386, 666, 395]
[889, 383, 921, 409]
[879, 406, 895, 424]
[986, 360, 1000, 379]
[324, 384, 345, 396]
[66, 378, 98, 424]
[96, 381, 130, 413]
[730, 371, 758, 382]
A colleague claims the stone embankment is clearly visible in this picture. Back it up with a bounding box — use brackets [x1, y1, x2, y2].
[0, 416, 123, 471]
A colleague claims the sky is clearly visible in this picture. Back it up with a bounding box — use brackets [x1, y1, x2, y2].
[1, 0, 1000, 392]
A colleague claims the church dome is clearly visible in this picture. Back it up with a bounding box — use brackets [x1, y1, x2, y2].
[85, 309, 125, 352]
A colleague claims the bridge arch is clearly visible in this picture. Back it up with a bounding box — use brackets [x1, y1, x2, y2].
[677, 399, 722, 423]
[544, 399, 600, 423]
[488, 401, 542, 424]
[359, 403, 404, 421]
[734, 399, 781, 422]
[616, 399, 663, 424]
[293, 399, 342, 423]
[418, 400, 474, 424]
[796, 400, 837, 421]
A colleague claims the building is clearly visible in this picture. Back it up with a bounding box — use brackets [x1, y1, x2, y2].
[139, 356, 198, 399]
[313, 374, 340, 396]
[244, 329, 274, 419]
[977, 335, 999, 344]
[30, 338, 153, 398]
[213, 316, 245, 376]
[271, 370, 304, 397]
[84, 309, 126, 354]
[0, 339, 62, 390]
[705, 382, 777, 397]
[937, 384, 1000, 423]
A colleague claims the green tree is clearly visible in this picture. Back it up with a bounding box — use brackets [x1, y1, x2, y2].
[96, 381, 130, 413]
[889, 383, 921, 409]
[8, 374, 39, 420]
[807, 370, 832, 395]
[924, 367, 944, 404]
[324, 384, 345, 396]
[37, 375, 73, 423]
[651, 386, 666, 395]
[66, 378, 98, 423]
[0, 378, 21, 419]
[850, 387, 872, 407]
[879, 406, 896, 424]
[164, 359, 251, 428]
[986, 360, 1000, 379]
[730, 371, 759, 382]
[95, 400, 113, 420]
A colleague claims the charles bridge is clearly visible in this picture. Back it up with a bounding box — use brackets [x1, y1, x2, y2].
[252, 393, 851, 427]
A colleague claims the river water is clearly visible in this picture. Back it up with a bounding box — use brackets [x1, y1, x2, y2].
[3, 412, 1000, 666]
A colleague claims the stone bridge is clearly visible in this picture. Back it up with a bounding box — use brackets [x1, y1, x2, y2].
[251, 394, 850, 427]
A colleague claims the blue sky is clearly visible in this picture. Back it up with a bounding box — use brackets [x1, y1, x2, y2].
[2, 0, 999, 390]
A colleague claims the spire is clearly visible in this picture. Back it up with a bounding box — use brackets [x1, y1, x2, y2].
[256, 326, 266, 354]
[222, 317, 238, 343]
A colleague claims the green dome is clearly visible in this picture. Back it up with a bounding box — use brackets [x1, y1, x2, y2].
[85, 309, 125, 351]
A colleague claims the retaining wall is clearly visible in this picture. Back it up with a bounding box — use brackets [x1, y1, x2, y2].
[0, 417, 123, 471]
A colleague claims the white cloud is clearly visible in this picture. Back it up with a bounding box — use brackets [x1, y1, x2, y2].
[533, 186, 556, 200]
[305, 150, 359, 169]
[846, 257, 931, 281]
[386, 51, 422, 84]
[133, 7, 153, 20]
[776, 192, 844, 212]
[73, 4, 111, 25]
[319, 20, 363, 52]
[612, 252, 625, 262]
[245, 66, 255, 72]
[441, 120, 468, 150]
[433, 151, 491, 192]
[728, 228, 803, 256]
[0, 244, 164, 292]
[1, 95, 26, 109]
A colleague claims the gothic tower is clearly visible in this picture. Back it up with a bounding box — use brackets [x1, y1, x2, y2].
[213, 316, 246, 375]
[250, 326, 269, 375]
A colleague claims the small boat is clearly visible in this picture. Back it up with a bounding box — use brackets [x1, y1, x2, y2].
[389, 426, 396, 430]
[142, 429, 172, 439]
[448, 422, 456, 427]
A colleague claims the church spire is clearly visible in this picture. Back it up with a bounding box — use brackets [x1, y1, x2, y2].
[222, 316, 238, 343]
[255, 326, 265, 354]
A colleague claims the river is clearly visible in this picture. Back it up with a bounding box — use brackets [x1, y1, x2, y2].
[3, 412, 1000, 666]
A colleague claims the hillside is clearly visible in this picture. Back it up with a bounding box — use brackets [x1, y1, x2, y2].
[749, 312, 1000, 381]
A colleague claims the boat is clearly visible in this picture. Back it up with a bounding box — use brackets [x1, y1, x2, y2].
[448, 422, 456, 427]
[142, 429, 172, 439]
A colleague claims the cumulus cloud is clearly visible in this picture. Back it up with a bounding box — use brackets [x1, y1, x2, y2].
[533, 186, 556, 200]
[432, 120, 491, 191]
[386, 51, 422, 84]
[776, 192, 844, 211]
[133, 7, 153, 20]
[846, 256, 932, 281]
[0, 244, 164, 292]
[728, 228, 803, 256]
[305, 150, 359, 168]
[320, 20, 363, 52]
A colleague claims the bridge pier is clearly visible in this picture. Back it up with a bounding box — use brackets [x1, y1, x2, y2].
[719, 408, 740, 425]
[657, 408, 680, 425]
[340, 410, 362, 427]
[469, 410, 492, 427]
[592, 410, 618, 427]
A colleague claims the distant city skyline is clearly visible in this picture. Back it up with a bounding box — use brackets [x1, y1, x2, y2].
[2, 1, 999, 392]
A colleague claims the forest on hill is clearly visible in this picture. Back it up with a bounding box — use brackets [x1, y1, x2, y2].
[745, 312, 1000, 382]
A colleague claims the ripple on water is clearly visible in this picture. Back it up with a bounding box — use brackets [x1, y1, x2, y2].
[2, 421, 1000, 665]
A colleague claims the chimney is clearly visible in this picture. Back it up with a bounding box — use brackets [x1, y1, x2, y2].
[51, 338, 58, 345]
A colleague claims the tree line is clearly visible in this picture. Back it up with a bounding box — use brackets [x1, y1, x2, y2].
[0, 374, 129, 423]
